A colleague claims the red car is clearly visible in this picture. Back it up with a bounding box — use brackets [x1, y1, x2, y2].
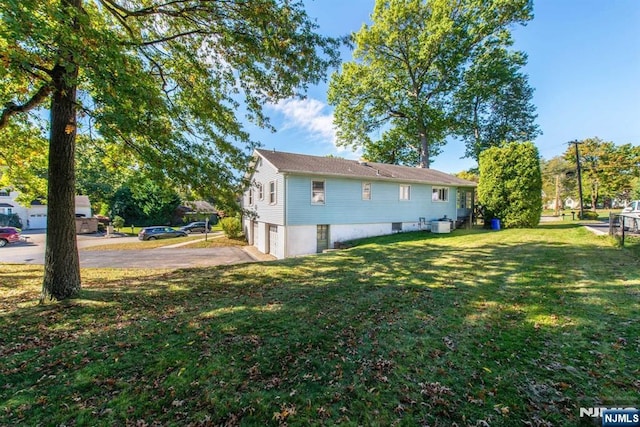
[0, 227, 22, 247]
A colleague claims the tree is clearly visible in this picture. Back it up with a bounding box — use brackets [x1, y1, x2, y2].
[453, 45, 540, 163]
[362, 127, 421, 165]
[478, 141, 542, 228]
[0, 120, 48, 203]
[540, 156, 574, 212]
[75, 135, 133, 215]
[328, 0, 532, 168]
[563, 138, 640, 208]
[1, 0, 340, 300]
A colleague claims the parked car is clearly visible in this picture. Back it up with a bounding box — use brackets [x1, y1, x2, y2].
[621, 200, 640, 232]
[179, 221, 212, 233]
[138, 226, 188, 241]
[0, 227, 22, 247]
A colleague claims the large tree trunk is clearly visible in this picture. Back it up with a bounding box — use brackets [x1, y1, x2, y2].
[41, 0, 82, 302]
[419, 130, 430, 169]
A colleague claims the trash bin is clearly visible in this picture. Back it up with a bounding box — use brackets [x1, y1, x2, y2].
[490, 218, 501, 230]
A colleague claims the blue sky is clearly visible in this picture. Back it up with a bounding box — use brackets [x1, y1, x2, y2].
[249, 0, 640, 174]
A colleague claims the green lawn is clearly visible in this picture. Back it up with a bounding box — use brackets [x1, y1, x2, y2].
[84, 233, 227, 251]
[1, 224, 638, 426]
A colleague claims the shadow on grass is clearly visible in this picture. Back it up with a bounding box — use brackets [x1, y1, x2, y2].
[1, 225, 638, 426]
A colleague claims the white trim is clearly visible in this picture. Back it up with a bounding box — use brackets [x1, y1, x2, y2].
[399, 184, 411, 201]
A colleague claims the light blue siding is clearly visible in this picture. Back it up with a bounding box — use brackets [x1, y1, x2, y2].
[244, 158, 285, 225]
[285, 175, 458, 226]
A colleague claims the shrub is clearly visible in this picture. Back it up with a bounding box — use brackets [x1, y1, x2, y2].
[581, 210, 599, 220]
[112, 215, 125, 230]
[478, 142, 542, 228]
[0, 213, 22, 229]
[220, 217, 242, 239]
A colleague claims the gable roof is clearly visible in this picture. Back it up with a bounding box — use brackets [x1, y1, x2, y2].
[75, 195, 91, 208]
[255, 149, 476, 187]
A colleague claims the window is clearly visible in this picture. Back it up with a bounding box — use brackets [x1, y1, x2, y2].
[362, 182, 371, 200]
[457, 190, 465, 208]
[269, 181, 277, 205]
[432, 187, 449, 202]
[257, 182, 264, 200]
[248, 188, 254, 206]
[399, 184, 411, 201]
[0, 190, 9, 197]
[312, 180, 325, 204]
[392, 222, 402, 232]
[457, 190, 472, 208]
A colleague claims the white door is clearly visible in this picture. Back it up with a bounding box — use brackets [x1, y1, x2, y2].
[268, 225, 278, 255]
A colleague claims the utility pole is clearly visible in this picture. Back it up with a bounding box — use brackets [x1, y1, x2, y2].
[554, 174, 560, 216]
[569, 140, 584, 220]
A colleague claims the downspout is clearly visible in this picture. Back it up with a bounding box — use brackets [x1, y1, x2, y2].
[283, 174, 288, 258]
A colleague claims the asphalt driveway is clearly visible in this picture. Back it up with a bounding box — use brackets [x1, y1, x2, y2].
[0, 231, 258, 268]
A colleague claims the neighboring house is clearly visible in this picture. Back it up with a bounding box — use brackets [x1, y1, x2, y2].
[0, 189, 92, 229]
[242, 149, 477, 259]
[564, 197, 579, 210]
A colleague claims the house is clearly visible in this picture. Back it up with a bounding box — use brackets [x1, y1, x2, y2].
[242, 149, 477, 259]
[0, 188, 92, 229]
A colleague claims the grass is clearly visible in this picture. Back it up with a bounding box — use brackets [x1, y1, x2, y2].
[83, 233, 228, 251]
[1, 224, 639, 426]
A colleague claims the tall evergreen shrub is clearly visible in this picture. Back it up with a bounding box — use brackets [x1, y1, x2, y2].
[478, 142, 542, 228]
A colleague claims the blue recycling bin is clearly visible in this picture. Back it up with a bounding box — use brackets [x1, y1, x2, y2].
[491, 218, 501, 230]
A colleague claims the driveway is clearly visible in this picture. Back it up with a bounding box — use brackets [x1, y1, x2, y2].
[0, 231, 258, 268]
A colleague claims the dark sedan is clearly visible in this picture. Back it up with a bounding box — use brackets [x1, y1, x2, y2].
[138, 226, 188, 241]
[179, 221, 211, 233]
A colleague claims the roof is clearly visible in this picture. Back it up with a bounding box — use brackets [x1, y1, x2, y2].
[255, 149, 477, 187]
[182, 200, 217, 213]
[75, 195, 91, 208]
[29, 196, 91, 207]
[0, 203, 14, 208]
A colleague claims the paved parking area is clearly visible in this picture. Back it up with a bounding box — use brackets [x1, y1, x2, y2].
[0, 231, 261, 268]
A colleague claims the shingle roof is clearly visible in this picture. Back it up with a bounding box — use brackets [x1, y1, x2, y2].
[255, 149, 476, 187]
[75, 195, 91, 208]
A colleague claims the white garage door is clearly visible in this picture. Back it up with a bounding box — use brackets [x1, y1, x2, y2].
[268, 225, 278, 255]
[29, 213, 47, 229]
[253, 222, 258, 247]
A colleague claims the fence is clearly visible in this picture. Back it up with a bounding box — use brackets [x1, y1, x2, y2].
[609, 213, 639, 247]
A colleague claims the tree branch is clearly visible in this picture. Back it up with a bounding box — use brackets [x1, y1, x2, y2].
[137, 29, 207, 46]
[0, 84, 52, 129]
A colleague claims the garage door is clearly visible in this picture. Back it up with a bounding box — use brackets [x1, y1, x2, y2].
[253, 222, 258, 247]
[29, 213, 47, 229]
[268, 225, 278, 255]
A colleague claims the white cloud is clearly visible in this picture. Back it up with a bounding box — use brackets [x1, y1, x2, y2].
[269, 98, 337, 145]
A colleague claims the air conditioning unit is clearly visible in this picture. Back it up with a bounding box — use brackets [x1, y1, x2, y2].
[431, 220, 451, 234]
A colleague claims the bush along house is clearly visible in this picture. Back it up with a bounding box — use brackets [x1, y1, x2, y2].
[242, 149, 477, 259]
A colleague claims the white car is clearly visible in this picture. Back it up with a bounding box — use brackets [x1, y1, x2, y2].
[621, 200, 640, 232]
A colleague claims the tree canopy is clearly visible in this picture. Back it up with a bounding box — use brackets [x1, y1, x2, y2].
[328, 0, 534, 168]
[453, 45, 540, 163]
[563, 137, 640, 208]
[0, 0, 340, 300]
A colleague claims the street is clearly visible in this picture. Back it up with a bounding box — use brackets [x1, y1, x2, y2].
[0, 231, 256, 268]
